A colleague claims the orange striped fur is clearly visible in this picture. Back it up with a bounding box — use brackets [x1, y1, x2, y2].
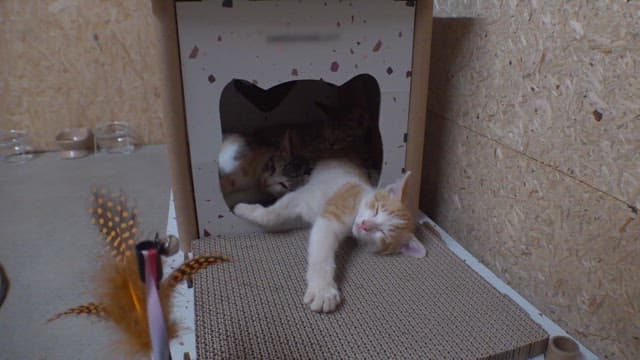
[219, 147, 272, 194]
[322, 183, 364, 224]
[368, 191, 414, 255]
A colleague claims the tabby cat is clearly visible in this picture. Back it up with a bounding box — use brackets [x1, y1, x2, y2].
[218, 131, 312, 207]
[250, 101, 378, 183]
[234, 159, 426, 313]
[219, 100, 377, 207]
[259, 103, 371, 164]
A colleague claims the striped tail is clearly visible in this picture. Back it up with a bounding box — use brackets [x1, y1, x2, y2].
[47, 302, 107, 323]
[164, 255, 229, 288]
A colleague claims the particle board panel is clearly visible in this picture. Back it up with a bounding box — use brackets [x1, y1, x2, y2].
[427, 2, 640, 210]
[0, 0, 171, 150]
[421, 112, 639, 359]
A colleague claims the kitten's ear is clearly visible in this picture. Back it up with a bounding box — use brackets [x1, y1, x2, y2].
[399, 233, 426, 258]
[279, 130, 292, 155]
[383, 171, 411, 201]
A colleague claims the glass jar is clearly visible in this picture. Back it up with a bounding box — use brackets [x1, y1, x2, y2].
[0, 129, 34, 163]
[93, 122, 134, 154]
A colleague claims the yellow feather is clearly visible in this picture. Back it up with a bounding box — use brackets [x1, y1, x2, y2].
[92, 254, 179, 356]
[48, 253, 226, 356]
[48, 187, 230, 357]
[164, 255, 230, 288]
[47, 302, 106, 322]
[90, 188, 140, 262]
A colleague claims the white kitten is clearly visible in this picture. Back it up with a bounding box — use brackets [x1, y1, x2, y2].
[234, 159, 426, 313]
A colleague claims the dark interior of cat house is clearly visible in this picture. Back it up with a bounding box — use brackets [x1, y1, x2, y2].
[218, 74, 383, 208]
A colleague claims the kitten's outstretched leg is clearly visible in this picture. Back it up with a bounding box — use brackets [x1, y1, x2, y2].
[224, 188, 274, 208]
[304, 217, 348, 313]
[233, 192, 303, 229]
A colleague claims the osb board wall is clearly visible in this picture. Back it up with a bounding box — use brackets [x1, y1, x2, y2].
[423, 1, 639, 359]
[0, 0, 172, 150]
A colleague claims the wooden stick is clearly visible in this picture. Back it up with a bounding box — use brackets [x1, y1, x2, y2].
[405, 0, 434, 216]
[151, 0, 199, 252]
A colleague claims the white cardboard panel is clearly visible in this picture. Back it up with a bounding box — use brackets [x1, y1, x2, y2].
[176, 0, 415, 236]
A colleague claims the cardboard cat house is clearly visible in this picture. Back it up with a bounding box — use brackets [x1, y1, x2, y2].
[164, 4, 552, 358]
[170, 0, 432, 242]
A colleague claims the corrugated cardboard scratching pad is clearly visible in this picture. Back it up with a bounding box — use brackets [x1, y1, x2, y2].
[193, 224, 548, 359]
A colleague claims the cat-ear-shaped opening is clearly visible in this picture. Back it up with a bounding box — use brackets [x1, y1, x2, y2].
[316, 101, 367, 127]
[314, 101, 336, 117]
[232, 79, 296, 113]
[399, 233, 426, 258]
[383, 171, 411, 201]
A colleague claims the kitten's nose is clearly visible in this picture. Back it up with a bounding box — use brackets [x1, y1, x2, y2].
[357, 220, 369, 232]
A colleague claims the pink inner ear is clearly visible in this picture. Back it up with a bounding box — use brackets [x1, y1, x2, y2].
[399, 234, 426, 258]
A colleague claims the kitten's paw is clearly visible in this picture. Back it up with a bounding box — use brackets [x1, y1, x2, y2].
[233, 203, 262, 219]
[303, 285, 341, 313]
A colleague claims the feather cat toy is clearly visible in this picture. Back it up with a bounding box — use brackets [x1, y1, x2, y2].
[48, 188, 228, 358]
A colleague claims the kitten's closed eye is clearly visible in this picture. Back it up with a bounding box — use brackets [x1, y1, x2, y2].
[283, 156, 312, 178]
[269, 158, 276, 175]
[263, 156, 276, 175]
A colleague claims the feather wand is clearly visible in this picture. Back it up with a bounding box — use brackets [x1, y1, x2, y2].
[48, 188, 228, 357]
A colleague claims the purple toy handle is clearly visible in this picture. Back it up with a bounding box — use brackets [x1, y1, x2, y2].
[142, 248, 171, 360]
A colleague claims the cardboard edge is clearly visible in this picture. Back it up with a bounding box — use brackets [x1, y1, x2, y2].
[163, 1, 434, 244]
[405, 0, 433, 215]
[153, 0, 199, 252]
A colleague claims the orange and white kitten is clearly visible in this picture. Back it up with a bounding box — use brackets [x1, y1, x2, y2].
[233, 159, 426, 313]
[218, 132, 310, 207]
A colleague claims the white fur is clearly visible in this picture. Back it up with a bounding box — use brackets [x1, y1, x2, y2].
[218, 134, 247, 174]
[353, 201, 403, 250]
[234, 160, 370, 226]
[234, 159, 425, 313]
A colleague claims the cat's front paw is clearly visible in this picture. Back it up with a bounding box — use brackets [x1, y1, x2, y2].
[303, 285, 341, 313]
[233, 203, 262, 220]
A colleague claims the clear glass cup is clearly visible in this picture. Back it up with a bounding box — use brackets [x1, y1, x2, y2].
[93, 122, 134, 155]
[55, 127, 91, 159]
[0, 129, 34, 163]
